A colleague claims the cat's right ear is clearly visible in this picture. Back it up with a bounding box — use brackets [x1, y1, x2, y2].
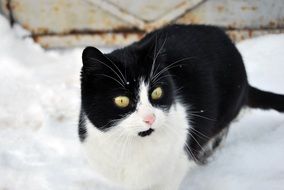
[82, 46, 108, 71]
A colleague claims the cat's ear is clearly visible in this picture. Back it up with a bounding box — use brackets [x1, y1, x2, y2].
[82, 46, 109, 71]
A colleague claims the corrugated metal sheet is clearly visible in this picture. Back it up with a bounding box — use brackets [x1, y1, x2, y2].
[0, 0, 283, 48]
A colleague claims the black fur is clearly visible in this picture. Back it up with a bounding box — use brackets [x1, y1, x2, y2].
[138, 128, 155, 137]
[79, 24, 284, 162]
[248, 86, 284, 112]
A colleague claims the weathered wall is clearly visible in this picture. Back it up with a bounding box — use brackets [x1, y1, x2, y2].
[1, 0, 283, 48]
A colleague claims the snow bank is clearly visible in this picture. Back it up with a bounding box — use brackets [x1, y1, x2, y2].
[0, 14, 284, 190]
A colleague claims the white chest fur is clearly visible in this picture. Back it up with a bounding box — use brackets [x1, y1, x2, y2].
[81, 103, 195, 190]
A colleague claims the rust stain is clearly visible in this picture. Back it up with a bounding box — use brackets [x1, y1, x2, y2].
[227, 22, 238, 30]
[9, 0, 23, 12]
[75, 35, 81, 40]
[53, 5, 60, 12]
[111, 34, 116, 42]
[174, 1, 187, 9]
[176, 10, 202, 24]
[216, 5, 225, 12]
[248, 30, 253, 38]
[257, 20, 281, 29]
[269, 21, 276, 27]
[22, 22, 33, 31]
[178, 14, 201, 24]
[36, 27, 50, 34]
[6, 0, 15, 26]
[42, 44, 49, 49]
[33, 35, 40, 43]
[229, 32, 236, 41]
[33, 27, 144, 36]
[241, 6, 257, 11]
[136, 32, 145, 39]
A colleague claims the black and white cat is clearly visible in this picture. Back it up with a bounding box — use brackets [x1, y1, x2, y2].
[79, 25, 284, 190]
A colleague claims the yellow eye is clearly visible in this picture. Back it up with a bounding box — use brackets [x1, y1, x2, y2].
[114, 96, 130, 108]
[151, 87, 163, 100]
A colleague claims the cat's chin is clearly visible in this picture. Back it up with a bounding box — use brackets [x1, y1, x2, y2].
[138, 128, 154, 137]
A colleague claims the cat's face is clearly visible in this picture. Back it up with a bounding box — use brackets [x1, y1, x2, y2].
[81, 45, 175, 137]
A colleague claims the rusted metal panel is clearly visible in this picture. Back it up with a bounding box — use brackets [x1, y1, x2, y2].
[176, 0, 284, 29]
[1, 0, 130, 34]
[0, 0, 283, 48]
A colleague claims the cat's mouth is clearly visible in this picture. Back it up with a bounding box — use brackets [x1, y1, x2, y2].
[138, 128, 154, 137]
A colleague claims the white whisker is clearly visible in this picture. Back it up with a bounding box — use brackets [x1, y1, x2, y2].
[104, 55, 128, 84]
[151, 57, 194, 82]
[190, 127, 210, 140]
[86, 57, 126, 86]
[150, 35, 167, 79]
[95, 74, 125, 88]
[189, 113, 216, 121]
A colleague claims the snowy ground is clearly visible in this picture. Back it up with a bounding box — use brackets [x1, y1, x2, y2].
[0, 14, 284, 190]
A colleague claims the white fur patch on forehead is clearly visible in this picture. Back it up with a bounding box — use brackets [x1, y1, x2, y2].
[135, 79, 155, 118]
[138, 80, 151, 107]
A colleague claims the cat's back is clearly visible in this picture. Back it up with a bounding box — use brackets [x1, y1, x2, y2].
[142, 24, 234, 57]
[138, 24, 245, 79]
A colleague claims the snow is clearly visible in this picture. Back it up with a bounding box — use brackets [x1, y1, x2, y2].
[0, 14, 284, 189]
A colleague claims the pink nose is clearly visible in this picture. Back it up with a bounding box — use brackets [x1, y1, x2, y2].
[143, 114, 156, 125]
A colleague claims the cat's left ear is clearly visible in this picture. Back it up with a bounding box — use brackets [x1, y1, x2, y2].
[82, 46, 110, 71]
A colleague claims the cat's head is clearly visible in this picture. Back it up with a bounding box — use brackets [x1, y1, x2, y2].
[80, 40, 176, 138]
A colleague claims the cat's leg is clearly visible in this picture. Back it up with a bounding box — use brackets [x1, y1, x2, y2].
[196, 127, 229, 164]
